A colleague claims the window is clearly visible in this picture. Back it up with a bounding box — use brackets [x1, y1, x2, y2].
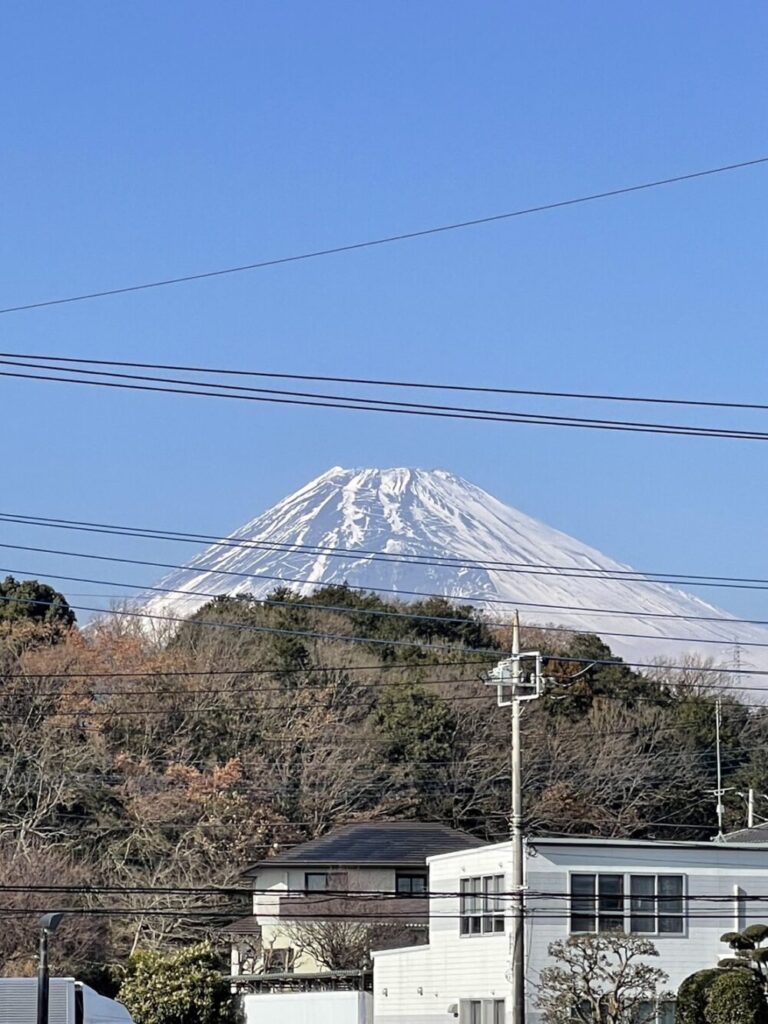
[631, 876, 684, 934]
[570, 874, 624, 932]
[396, 871, 427, 895]
[571, 874, 684, 935]
[658, 1002, 675, 1024]
[304, 872, 329, 892]
[483, 875, 505, 933]
[460, 875, 505, 935]
[461, 877, 482, 935]
[460, 1000, 504, 1023]
[263, 947, 294, 974]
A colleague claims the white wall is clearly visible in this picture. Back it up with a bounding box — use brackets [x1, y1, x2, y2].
[375, 844, 513, 1024]
[373, 838, 768, 1024]
[251, 866, 398, 919]
[246, 865, 399, 973]
[525, 838, 768, 1011]
[242, 991, 373, 1024]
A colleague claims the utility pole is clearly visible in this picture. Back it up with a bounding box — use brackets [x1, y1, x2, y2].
[748, 788, 755, 829]
[37, 913, 63, 1024]
[510, 612, 524, 1024]
[487, 613, 545, 1024]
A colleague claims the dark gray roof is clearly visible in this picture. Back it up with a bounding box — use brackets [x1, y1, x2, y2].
[720, 824, 768, 845]
[243, 821, 484, 874]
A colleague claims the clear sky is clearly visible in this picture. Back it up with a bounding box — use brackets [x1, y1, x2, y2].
[1, 1, 767, 623]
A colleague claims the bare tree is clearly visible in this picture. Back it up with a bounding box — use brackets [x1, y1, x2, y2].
[283, 917, 422, 971]
[536, 933, 669, 1024]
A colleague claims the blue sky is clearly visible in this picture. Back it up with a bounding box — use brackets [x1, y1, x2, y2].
[1, 1, 767, 622]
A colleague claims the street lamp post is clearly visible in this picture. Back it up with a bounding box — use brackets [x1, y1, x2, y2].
[37, 913, 63, 1024]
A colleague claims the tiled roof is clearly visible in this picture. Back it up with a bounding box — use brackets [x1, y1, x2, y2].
[243, 821, 484, 874]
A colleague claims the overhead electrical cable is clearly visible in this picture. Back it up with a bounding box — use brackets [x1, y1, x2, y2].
[7, 544, 768, 629]
[0, 589, 765, 682]
[5, 508, 768, 588]
[1, 882, 764, 902]
[7, 527, 768, 606]
[3, 562, 768, 656]
[4, 350, 768, 413]
[1, 362, 767, 441]
[5, 560, 768, 655]
[1, 155, 765, 314]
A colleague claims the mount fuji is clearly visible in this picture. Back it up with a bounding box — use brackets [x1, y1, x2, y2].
[138, 466, 768, 674]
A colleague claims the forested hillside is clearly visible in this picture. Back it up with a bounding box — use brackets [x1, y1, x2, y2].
[0, 578, 764, 987]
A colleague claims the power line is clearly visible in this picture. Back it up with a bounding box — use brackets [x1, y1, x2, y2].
[1, 586, 765, 678]
[5, 508, 768, 590]
[7, 541, 768, 659]
[2, 882, 766, 902]
[1, 583, 766, 685]
[5, 350, 768, 414]
[3, 363, 768, 442]
[6, 558, 768, 652]
[1, 155, 765, 315]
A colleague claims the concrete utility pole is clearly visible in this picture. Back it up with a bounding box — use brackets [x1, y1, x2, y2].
[37, 913, 63, 1024]
[487, 613, 545, 1024]
[510, 613, 525, 1024]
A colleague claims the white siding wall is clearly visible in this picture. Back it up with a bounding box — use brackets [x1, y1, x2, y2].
[526, 840, 768, 1018]
[375, 844, 513, 1024]
[373, 839, 768, 1024]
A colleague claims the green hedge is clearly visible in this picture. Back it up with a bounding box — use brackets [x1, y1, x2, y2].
[703, 970, 768, 1024]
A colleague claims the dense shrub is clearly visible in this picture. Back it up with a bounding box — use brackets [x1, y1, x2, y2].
[703, 969, 768, 1024]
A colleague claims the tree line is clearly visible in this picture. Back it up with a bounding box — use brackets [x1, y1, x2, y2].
[0, 575, 765, 992]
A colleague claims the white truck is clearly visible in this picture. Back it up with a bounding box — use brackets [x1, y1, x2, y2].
[0, 977, 134, 1023]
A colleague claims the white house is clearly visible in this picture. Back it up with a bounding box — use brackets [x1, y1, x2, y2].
[373, 834, 768, 1024]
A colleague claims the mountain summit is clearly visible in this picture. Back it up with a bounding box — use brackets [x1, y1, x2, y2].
[140, 466, 768, 671]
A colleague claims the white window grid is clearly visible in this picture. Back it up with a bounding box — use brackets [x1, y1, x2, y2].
[460, 875, 506, 936]
[568, 871, 686, 937]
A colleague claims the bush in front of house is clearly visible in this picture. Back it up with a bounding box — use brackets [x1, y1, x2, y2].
[675, 968, 722, 1024]
[118, 942, 238, 1024]
[702, 969, 768, 1024]
[676, 927, 768, 1024]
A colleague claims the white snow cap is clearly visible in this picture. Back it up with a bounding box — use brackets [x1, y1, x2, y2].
[138, 467, 767, 675]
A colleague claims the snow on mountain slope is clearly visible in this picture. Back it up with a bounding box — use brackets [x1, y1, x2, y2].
[138, 467, 768, 674]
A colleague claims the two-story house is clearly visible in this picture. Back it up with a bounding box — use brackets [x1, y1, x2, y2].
[372, 834, 768, 1024]
[228, 821, 484, 977]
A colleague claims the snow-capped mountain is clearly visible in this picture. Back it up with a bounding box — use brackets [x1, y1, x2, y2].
[139, 466, 768, 673]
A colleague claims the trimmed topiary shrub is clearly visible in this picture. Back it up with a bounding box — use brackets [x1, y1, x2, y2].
[703, 969, 768, 1024]
[676, 969, 723, 1024]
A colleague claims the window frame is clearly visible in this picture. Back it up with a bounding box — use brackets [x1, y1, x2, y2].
[395, 870, 428, 895]
[568, 871, 686, 937]
[460, 874, 505, 937]
[459, 999, 505, 1023]
[304, 871, 330, 892]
